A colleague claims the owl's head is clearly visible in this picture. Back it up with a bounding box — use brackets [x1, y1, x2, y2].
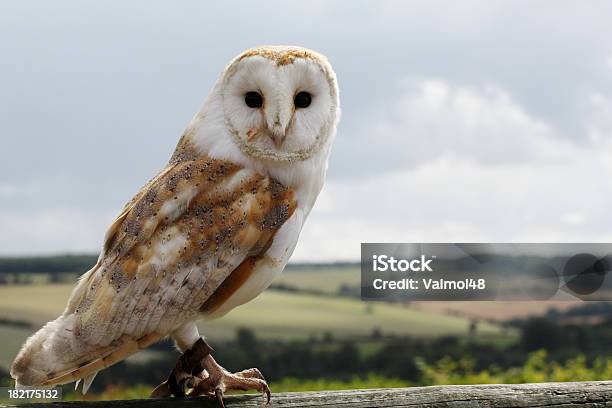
[191, 46, 339, 166]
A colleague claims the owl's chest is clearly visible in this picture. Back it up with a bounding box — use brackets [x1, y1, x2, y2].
[199, 209, 304, 320]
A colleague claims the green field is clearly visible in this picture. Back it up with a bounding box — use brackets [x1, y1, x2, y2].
[199, 290, 504, 341]
[0, 284, 72, 325]
[278, 267, 578, 322]
[0, 280, 509, 371]
[276, 265, 360, 294]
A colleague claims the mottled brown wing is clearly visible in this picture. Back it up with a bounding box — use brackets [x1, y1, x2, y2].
[68, 156, 296, 349]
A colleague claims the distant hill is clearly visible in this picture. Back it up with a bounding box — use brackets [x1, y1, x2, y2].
[0, 254, 98, 275]
[0, 255, 359, 276]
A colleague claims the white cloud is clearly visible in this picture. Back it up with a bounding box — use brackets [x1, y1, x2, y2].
[371, 79, 576, 168]
[294, 147, 612, 261]
[0, 209, 115, 256]
[4, 78, 612, 262]
[561, 211, 587, 226]
[4, 0, 612, 261]
[292, 80, 612, 262]
[586, 92, 612, 143]
[607, 55, 612, 71]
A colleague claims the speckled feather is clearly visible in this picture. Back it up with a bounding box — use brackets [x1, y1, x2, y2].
[13, 155, 296, 385]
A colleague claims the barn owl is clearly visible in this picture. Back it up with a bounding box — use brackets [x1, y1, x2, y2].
[11, 46, 340, 405]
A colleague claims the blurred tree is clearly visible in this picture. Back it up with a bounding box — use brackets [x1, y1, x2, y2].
[521, 318, 560, 352]
[371, 327, 383, 340]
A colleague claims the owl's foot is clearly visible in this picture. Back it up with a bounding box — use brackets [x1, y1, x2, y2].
[191, 360, 271, 408]
[150, 338, 270, 407]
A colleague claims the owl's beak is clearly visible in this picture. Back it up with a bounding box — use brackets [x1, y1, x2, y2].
[268, 127, 286, 148]
[265, 106, 291, 148]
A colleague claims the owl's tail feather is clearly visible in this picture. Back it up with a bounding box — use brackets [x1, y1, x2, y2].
[41, 331, 163, 387]
[74, 371, 97, 395]
[11, 313, 164, 390]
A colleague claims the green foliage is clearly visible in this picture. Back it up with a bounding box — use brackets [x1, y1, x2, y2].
[63, 351, 612, 401]
[417, 350, 612, 385]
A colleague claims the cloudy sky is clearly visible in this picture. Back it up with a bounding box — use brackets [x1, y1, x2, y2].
[2, 1, 612, 261]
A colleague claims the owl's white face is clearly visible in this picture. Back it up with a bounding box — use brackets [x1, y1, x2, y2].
[220, 48, 339, 163]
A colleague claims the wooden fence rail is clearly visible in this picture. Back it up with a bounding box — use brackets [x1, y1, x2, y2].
[2, 381, 612, 408]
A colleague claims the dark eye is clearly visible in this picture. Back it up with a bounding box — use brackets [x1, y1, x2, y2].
[244, 91, 263, 108]
[294, 91, 312, 108]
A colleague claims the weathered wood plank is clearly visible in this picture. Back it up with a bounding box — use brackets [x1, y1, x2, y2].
[2, 381, 612, 408]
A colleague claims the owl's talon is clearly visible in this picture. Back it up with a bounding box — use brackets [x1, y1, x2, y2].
[263, 384, 271, 405]
[153, 337, 271, 406]
[188, 338, 271, 406]
[184, 377, 195, 390]
[215, 388, 226, 408]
